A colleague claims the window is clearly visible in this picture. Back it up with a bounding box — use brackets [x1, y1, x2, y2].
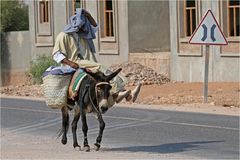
[39, 0, 49, 23]
[185, 0, 197, 37]
[177, 0, 201, 55]
[99, 0, 116, 41]
[220, 0, 240, 55]
[98, 0, 118, 54]
[72, 0, 85, 15]
[104, 0, 114, 37]
[227, 0, 240, 37]
[34, 0, 53, 46]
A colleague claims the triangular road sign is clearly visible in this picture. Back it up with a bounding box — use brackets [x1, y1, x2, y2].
[189, 10, 228, 45]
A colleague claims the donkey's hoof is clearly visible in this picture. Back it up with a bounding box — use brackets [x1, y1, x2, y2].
[61, 138, 67, 145]
[94, 143, 100, 151]
[74, 145, 81, 151]
[84, 145, 90, 152]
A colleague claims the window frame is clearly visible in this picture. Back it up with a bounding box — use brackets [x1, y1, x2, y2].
[184, 0, 197, 37]
[227, 0, 240, 37]
[220, 0, 240, 57]
[34, 0, 53, 46]
[39, 0, 49, 23]
[99, 0, 117, 42]
[97, 0, 119, 55]
[177, 0, 203, 56]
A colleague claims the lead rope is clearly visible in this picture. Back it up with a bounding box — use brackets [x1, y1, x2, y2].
[88, 86, 100, 114]
[88, 82, 110, 115]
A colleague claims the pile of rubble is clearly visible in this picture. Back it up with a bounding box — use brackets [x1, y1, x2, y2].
[110, 62, 170, 86]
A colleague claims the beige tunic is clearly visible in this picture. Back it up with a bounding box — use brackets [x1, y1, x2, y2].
[52, 32, 127, 93]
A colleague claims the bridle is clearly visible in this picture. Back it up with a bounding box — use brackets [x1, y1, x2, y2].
[88, 81, 111, 114]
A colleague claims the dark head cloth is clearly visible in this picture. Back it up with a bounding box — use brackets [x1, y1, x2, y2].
[64, 9, 97, 53]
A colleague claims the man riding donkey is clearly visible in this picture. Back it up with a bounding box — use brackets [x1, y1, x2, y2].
[52, 8, 141, 107]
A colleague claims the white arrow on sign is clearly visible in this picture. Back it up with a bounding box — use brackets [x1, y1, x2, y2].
[189, 10, 228, 45]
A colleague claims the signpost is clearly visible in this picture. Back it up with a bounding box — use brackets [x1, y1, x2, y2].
[189, 10, 228, 103]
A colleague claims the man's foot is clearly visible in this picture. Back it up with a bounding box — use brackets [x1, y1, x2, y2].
[131, 82, 142, 102]
[115, 90, 131, 103]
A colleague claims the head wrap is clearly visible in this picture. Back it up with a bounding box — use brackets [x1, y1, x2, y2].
[64, 9, 97, 53]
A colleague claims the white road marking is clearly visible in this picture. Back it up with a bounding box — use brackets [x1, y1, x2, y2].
[1, 106, 239, 131]
[9, 117, 60, 132]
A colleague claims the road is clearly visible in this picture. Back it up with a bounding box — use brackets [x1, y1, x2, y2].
[1, 97, 239, 159]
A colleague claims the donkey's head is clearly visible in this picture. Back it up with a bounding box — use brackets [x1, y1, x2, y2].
[85, 68, 122, 114]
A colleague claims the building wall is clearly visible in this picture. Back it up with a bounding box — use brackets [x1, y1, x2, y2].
[27, 0, 129, 68]
[94, 0, 129, 67]
[128, 0, 170, 53]
[127, 0, 171, 76]
[1, 31, 31, 85]
[28, 0, 68, 59]
[169, 1, 240, 82]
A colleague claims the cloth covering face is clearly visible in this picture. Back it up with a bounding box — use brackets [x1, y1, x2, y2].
[64, 8, 97, 53]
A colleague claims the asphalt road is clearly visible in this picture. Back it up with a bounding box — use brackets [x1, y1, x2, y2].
[1, 97, 239, 159]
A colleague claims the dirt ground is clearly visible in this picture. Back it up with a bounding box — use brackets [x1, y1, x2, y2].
[1, 82, 239, 109]
[133, 82, 240, 107]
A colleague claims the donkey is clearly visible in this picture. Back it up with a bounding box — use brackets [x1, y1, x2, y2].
[59, 68, 122, 151]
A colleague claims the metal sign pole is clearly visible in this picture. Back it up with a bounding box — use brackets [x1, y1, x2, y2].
[204, 45, 210, 103]
[189, 10, 228, 103]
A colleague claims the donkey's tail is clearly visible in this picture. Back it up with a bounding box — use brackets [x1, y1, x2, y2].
[56, 128, 64, 139]
[56, 106, 70, 139]
[56, 122, 69, 139]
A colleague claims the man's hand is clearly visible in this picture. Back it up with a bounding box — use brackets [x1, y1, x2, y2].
[61, 58, 79, 69]
[69, 62, 79, 69]
[83, 10, 97, 27]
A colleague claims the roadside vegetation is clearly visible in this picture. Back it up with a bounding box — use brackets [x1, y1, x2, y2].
[0, 0, 29, 32]
[29, 55, 58, 84]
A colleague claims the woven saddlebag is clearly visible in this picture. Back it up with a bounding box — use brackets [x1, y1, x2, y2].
[42, 74, 72, 109]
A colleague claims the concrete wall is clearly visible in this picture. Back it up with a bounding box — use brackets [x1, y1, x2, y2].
[1, 31, 31, 85]
[129, 52, 170, 78]
[127, 0, 171, 76]
[128, 0, 170, 53]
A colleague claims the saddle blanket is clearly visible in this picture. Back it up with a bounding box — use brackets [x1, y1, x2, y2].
[69, 69, 87, 100]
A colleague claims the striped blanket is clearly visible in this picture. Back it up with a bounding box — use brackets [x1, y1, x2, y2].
[68, 69, 87, 100]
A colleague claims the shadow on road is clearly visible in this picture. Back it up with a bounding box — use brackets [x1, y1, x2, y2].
[107, 140, 224, 154]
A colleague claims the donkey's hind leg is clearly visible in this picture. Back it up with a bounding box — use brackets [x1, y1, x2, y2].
[61, 106, 69, 145]
[72, 106, 81, 150]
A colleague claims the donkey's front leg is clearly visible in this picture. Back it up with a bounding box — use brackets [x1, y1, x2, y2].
[94, 113, 105, 151]
[72, 106, 81, 150]
[61, 106, 69, 145]
[81, 111, 90, 152]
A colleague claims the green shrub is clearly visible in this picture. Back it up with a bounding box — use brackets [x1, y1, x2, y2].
[0, 0, 29, 32]
[29, 55, 58, 84]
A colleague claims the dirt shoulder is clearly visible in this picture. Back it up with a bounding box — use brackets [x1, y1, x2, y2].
[1, 82, 239, 116]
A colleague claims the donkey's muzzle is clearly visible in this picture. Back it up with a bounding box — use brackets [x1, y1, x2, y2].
[101, 107, 108, 114]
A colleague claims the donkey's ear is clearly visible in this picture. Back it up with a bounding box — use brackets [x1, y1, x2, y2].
[106, 68, 122, 81]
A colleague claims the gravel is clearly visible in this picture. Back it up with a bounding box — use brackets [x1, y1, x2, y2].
[110, 62, 170, 86]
